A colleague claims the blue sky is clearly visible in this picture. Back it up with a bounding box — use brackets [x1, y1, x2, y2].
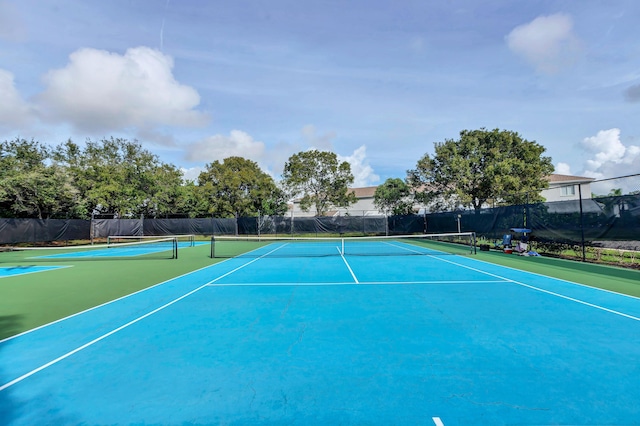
[1, 0, 639, 187]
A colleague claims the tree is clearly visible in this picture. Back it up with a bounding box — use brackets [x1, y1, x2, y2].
[53, 137, 181, 218]
[176, 180, 210, 218]
[0, 138, 82, 218]
[197, 156, 286, 218]
[282, 150, 356, 216]
[408, 128, 554, 211]
[144, 164, 188, 218]
[373, 178, 414, 215]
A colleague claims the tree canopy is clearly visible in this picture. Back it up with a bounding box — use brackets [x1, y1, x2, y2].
[54, 138, 185, 218]
[373, 178, 414, 215]
[281, 150, 356, 216]
[197, 156, 287, 218]
[1, 129, 562, 220]
[408, 128, 554, 211]
[0, 138, 81, 219]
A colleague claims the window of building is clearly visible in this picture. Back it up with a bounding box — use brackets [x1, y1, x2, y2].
[561, 185, 576, 196]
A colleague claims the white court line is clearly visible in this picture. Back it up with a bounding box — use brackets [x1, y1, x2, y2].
[0, 282, 210, 392]
[0, 246, 285, 392]
[207, 280, 506, 287]
[0, 239, 281, 344]
[430, 255, 640, 323]
[340, 247, 360, 284]
[382, 241, 640, 321]
[380, 241, 640, 322]
[433, 417, 445, 426]
[0, 259, 234, 344]
[384, 240, 459, 256]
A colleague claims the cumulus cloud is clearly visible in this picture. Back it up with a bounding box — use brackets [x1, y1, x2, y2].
[299, 127, 379, 186]
[37, 47, 208, 132]
[185, 130, 266, 164]
[554, 162, 573, 175]
[180, 166, 205, 182]
[579, 128, 640, 178]
[624, 84, 640, 102]
[0, 69, 33, 127]
[506, 13, 583, 74]
[338, 145, 380, 187]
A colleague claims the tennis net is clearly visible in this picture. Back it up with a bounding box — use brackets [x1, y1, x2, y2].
[8, 236, 179, 260]
[210, 232, 477, 258]
[107, 234, 195, 247]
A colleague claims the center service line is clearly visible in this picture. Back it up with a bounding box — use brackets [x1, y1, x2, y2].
[338, 247, 360, 284]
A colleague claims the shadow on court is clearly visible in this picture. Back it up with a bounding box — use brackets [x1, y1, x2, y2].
[0, 315, 22, 343]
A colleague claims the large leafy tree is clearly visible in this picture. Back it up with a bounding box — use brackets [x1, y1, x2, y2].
[0, 138, 82, 218]
[282, 150, 356, 216]
[177, 180, 210, 218]
[144, 163, 189, 218]
[373, 178, 414, 215]
[408, 128, 554, 211]
[197, 156, 286, 218]
[54, 137, 183, 218]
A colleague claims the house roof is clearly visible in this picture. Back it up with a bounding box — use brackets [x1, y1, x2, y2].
[545, 174, 595, 184]
[348, 186, 377, 198]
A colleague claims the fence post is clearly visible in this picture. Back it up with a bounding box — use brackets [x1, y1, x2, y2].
[524, 192, 530, 229]
[578, 184, 586, 262]
[385, 214, 389, 236]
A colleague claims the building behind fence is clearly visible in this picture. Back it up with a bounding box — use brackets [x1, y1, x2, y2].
[1, 174, 638, 256]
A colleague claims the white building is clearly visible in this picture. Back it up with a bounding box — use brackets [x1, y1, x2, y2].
[288, 187, 381, 217]
[540, 174, 594, 202]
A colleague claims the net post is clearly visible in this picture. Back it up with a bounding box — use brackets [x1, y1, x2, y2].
[210, 235, 215, 258]
[471, 232, 477, 254]
[173, 237, 178, 259]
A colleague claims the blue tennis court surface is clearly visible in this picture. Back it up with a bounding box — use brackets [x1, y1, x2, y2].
[0, 265, 68, 278]
[1, 246, 639, 425]
[33, 241, 207, 258]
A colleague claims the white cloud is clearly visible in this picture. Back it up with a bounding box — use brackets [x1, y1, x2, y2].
[0, 69, 33, 127]
[298, 127, 380, 187]
[180, 166, 204, 183]
[506, 13, 582, 74]
[338, 145, 380, 187]
[555, 162, 572, 175]
[37, 47, 208, 132]
[185, 130, 266, 164]
[579, 128, 640, 178]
